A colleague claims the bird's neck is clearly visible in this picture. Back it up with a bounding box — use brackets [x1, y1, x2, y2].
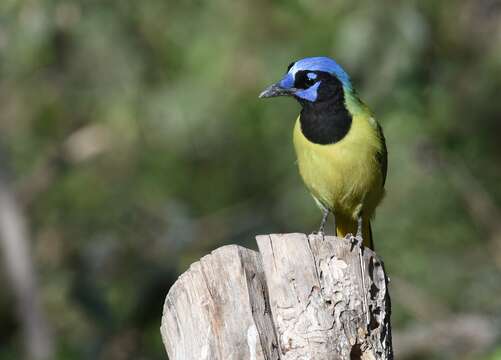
[299, 95, 352, 145]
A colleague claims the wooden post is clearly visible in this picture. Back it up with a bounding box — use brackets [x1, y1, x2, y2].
[161, 233, 393, 359]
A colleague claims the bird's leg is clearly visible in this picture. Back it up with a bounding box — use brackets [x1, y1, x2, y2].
[317, 208, 329, 235]
[356, 215, 363, 239]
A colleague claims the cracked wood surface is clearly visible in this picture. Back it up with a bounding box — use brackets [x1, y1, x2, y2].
[161, 245, 280, 360]
[161, 233, 393, 360]
[257, 233, 393, 360]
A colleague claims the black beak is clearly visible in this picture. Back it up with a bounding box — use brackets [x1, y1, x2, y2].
[259, 82, 294, 98]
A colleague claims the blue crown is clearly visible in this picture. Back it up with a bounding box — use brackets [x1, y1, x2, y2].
[290, 57, 352, 89]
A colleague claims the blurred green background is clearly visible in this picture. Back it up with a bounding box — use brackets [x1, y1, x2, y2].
[1, 0, 501, 359]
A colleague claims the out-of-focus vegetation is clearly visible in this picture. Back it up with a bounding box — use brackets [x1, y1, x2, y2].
[1, 0, 501, 359]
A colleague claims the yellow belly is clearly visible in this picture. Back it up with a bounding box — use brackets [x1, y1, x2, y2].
[293, 114, 384, 222]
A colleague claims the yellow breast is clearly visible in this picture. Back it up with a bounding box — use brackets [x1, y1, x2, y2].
[293, 113, 384, 220]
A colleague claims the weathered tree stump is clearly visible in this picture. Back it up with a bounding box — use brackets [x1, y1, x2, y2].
[161, 233, 393, 359]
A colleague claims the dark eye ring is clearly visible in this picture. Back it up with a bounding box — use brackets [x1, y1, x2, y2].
[305, 77, 316, 86]
[305, 72, 318, 85]
[294, 71, 318, 89]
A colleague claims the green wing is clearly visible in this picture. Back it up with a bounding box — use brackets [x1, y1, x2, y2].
[375, 122, 387, 186]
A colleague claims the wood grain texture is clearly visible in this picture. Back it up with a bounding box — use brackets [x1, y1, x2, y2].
[256, 233, 392, 360]
[161, 234, 393, 360]
[161, 245, 280, 360]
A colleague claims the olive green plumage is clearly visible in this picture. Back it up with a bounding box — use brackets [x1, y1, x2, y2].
[260, 57, 387, 248]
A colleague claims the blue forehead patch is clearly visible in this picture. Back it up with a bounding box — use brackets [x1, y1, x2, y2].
[289, 57, 351, 89]
[279, 73, 294, 89]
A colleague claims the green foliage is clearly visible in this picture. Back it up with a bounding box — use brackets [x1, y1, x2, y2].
[1, 0, 501, 359]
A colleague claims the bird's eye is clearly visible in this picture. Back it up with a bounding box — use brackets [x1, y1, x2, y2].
[295, 71, 318, 89]
[304, 79, 315, 87]
[306, 72, 317, 85]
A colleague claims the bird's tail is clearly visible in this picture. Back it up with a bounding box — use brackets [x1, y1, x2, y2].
[335, 215, 374, 250]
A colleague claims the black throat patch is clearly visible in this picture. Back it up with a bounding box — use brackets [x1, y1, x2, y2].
[298, 73, 352, 145]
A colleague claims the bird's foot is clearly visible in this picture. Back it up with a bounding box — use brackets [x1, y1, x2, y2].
[312, 229, 326, 241]
[349, 233, 364, 251]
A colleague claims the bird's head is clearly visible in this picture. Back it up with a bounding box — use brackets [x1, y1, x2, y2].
[259, 56, 352, 105]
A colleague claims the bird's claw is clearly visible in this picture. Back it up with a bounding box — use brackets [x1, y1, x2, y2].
[349, 233, 363, 250]
[312, 230, 325, 241]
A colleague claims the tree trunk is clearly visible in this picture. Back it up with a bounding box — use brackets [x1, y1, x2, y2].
[161, 233, 393, 360]
[0, 172, 53, 360]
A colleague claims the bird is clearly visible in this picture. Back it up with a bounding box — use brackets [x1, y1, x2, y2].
[259, 56, 387, 249]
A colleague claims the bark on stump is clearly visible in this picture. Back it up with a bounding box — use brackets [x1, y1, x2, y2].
[161, 233, 393, 359]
